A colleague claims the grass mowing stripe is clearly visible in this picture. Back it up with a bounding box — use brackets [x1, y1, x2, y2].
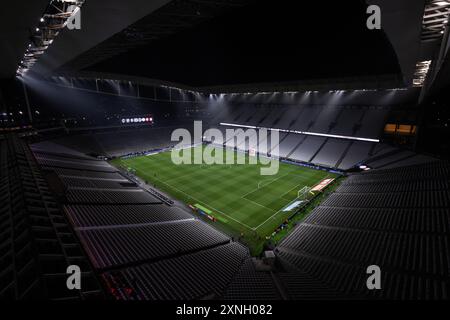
[241, 172, 292, 199]
[152, 171, 255, 230]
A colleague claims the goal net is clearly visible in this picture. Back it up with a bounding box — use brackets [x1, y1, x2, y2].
[297, 186, 312, 200]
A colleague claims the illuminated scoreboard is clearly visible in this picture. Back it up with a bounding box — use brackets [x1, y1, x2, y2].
[121, 116, 154, 125]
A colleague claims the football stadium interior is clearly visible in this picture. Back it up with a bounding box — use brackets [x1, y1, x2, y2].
[1, 0, 450, 303]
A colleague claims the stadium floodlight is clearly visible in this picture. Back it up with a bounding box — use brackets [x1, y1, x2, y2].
[435, 1, 450, 6]
[413, 60, 432, 87]
[16, 0, 86, 75]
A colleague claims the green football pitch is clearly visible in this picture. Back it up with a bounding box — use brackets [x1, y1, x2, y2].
[111, 146, 338, 254]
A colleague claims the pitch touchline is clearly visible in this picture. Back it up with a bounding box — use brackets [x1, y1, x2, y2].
[151, 174, 255, 230]
[135, 159, 267, 231]
[241, 172, 291, 199]
[278, 176, 311, 200]
[244, 197, 276, 213]
[242, 172, 317, 230]
[253, 175, 318, 231]
[254, 174, 331, 231]
[253, 204, 289, 231]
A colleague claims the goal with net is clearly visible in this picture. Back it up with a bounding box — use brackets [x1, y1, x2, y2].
[297, 186, 312, 200]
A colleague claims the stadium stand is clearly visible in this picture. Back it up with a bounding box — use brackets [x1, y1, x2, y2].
[312, 139, 350, 168]
[26, 140, 254, 300]
[2, 128, 447, 301]
[203, 103, 433, 171]
[276, 272, 341, 300]
[43, 167, 126, 180]
[34, 107, 434, 172]
[274, 133, 303, 158]
[223, 258, 282, 300]
[3, 0, 450, 304]
[65, 188, 162, 204]
[289, 136, 327, 163]
[43, 124, 203, 158]
[101, 243, 249, 300]
[78, 220, 230, 269]
[65, 205, 192, 228]
[338, 141, 373, 170]
[59, 176, 135, 189]
[0, 134, 103, 299]
[275, 161, 450, 299]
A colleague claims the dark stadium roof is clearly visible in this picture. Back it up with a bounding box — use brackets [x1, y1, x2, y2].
[84, 0, 402, 87]
[11, 0, 427, 90]
[0, 0, 49, 79]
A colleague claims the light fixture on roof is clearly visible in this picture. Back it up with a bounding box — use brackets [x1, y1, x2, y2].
[16, 0, 86, 76]
[421, 0, 450, 41]
[413, 60, 432, 87]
